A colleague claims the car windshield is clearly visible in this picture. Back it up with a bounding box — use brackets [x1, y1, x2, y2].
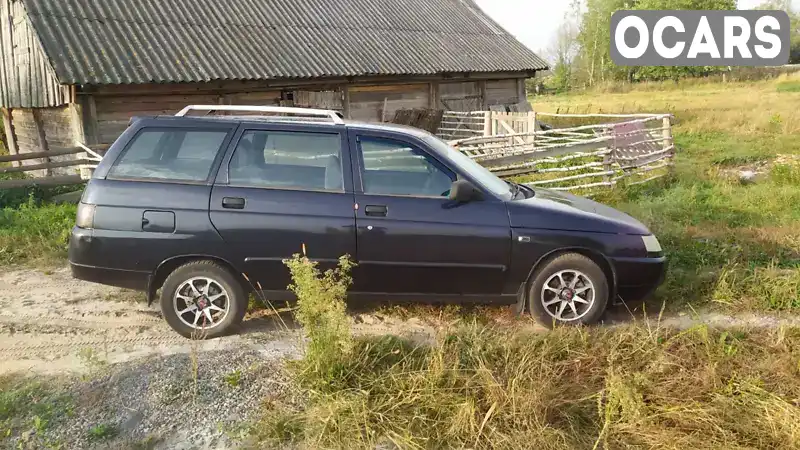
[422, 135, 514, 199]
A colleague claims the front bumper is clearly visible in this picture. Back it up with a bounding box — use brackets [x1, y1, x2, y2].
[611, 256, 668, 302]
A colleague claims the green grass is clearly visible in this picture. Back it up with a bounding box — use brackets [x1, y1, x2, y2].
[251, 324, 800, 449]
[533, 76, 800, 314]
[0, 200, 76, 266]
[0, 376, 72, 447]
[87, 422, 118, 442]
[776, 80, 800, 93]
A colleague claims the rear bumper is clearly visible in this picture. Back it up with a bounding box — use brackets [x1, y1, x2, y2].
[69, 226, 150, 291]
[70, 262, 150, 291]
[611, 256, 667, 302]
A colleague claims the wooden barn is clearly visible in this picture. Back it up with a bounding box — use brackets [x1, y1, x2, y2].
[0, 0, 547, 179]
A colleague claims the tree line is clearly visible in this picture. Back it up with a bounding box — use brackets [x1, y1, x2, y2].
[544, 0, 800, 91]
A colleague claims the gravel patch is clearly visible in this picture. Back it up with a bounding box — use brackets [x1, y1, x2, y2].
[7, 339, 301, 450]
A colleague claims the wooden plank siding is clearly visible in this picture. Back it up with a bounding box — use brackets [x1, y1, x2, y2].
[82, 76, 529, 147]
[349, 84, 429, 122]
[438, 81, 482, 112]
[11, 106, 81, 176]
[0, 0, 70, 108]
[485, 79, 520, 107]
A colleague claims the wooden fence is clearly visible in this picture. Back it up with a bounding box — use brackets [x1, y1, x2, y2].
[0, 111, 673, 194]
[0, 144, 105, 189]
[437, 110, 541, 141]
[449, 112, 675, 192]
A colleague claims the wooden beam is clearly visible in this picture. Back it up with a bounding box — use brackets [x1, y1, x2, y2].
[478, 81, 488, 110]
[517, 78, 527, 103]
[0, 158, 93, 174]
[0, 146, 85, 163]
[1, 108, 19, 165]
[86, 73, 533, 97]
[31, 108, 52, 176]
[342, 86, 351, 119]
[78, 94, 100, 145]
[0, 175, 84, 189]
[429, 82, 439, 109]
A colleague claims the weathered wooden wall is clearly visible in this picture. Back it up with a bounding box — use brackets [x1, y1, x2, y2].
[348, 84, 429, 122]
[438, 82, 482, 112]
[76, 76, 531, 147]
[10, 106, 81, 176]
[485, 80, 520, 107]
[0, 0, 71, 108]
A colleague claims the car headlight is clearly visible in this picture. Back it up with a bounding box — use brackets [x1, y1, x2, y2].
[642, 235, 663, 254]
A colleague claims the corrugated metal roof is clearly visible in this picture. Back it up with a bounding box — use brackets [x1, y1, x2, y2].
[22, 0, 548, 85]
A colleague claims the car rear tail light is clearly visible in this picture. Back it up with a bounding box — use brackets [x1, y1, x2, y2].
[76, 203, 96, 229]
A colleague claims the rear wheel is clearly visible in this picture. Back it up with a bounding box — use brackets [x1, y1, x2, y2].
[160, 261, 246, 338]
[528, 253, 609, 328]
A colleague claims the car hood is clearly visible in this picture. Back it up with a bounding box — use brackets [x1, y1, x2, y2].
[507, 188, 651, 235]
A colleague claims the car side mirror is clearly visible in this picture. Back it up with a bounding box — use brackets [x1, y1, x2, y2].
[448, 180, 481, 203]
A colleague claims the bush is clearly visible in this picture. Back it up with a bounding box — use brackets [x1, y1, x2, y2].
[283, 252, 355, 385]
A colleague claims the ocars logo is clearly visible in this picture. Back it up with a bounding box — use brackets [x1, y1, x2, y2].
[610, 10, 791, 66]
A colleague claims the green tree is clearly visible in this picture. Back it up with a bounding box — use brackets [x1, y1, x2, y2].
[755, 0, 800, 63]
[576, 0, 629, 86]
[574, 0, 738, 86]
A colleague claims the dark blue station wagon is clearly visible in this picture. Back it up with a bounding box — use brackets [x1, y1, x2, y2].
[69, 106, 666, 338]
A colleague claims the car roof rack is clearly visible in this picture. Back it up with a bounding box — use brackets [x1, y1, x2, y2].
[174, 105, 345, 125]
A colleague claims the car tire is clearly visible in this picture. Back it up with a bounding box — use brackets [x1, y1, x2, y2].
[160, 260, 247, 339]
[528, 253, 609, 328]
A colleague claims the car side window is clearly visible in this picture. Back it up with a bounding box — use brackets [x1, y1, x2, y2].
[108, 129, 229, 182]
[359, 137, 455, 197]
[228, 131, 344, 191]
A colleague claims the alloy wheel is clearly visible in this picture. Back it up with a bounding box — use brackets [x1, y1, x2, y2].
[540, 270, 596, 322]
[173, 277, 231, 330]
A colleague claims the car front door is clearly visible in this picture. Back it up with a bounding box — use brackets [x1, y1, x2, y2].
[349, 130, 511, 298]
[210, 124, 357, 294]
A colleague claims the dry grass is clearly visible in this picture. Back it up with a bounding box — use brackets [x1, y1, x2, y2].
[537, 73, 800, 137]
[251, 323, 800, 449]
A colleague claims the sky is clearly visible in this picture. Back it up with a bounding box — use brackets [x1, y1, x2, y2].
[473, 0, 800, 57]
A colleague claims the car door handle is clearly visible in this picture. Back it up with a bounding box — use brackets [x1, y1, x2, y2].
[365, 205, 388, 217]
[222, 197, 246, 210]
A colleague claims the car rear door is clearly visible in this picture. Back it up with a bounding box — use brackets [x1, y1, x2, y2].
[349, 129, 512, 298]
[209, 123, 357, 293]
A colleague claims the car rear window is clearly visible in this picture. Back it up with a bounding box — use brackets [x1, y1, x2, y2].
[108, 129, 229, 182]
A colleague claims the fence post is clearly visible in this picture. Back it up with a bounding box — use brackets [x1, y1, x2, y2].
[483, 110, 493, 137]
[528, 111, 537, 146]
[663, 115, 674, 172]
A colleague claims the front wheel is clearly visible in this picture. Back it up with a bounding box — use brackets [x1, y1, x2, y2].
[528, 253, 609, 328]
[160, 261, 247, 338]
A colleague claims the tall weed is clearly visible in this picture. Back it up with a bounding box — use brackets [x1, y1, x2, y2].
[283, 252, 355, 384]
